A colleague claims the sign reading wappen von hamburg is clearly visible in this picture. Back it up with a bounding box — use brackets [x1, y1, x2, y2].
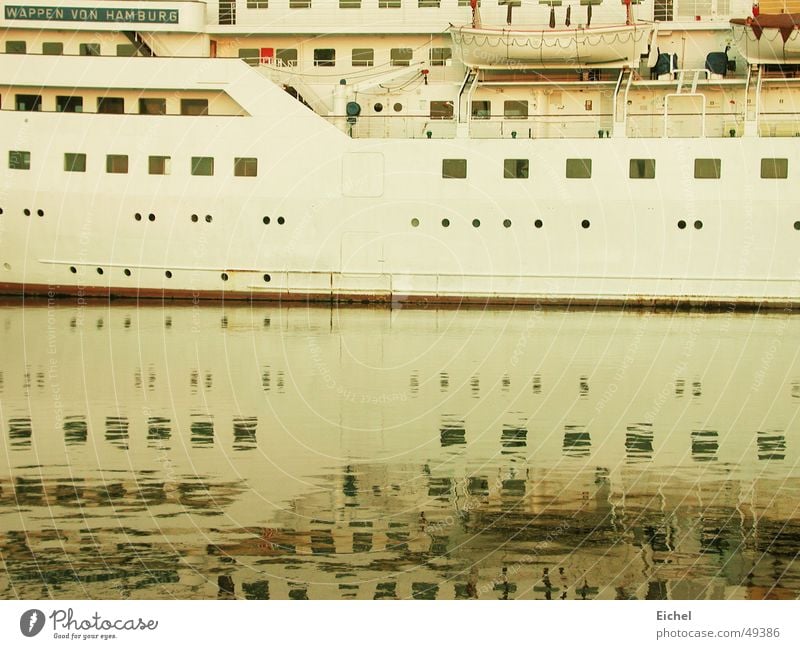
[4, 5, 180, 23]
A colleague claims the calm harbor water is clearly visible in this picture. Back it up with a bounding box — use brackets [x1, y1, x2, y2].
[0, 301, 798, 599]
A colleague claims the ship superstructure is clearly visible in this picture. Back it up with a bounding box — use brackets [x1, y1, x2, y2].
[2, 0, 800, 305]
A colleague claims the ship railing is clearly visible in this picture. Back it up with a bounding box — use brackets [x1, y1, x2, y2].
[758, 113, 800, 137]
[626, 113, 745, 138]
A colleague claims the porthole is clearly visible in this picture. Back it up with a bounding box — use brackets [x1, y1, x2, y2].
[411, 218, 420, 227]
[37, 209, 44, 217]
[534, 219, 543, 229]
[277, 216, 285, 225]
[581, 219, 590, 229]
[503, 219, 512, 228]
[221, 272, 229, 281]
[0, 208, 4, 215]
[694, 220, 703, 230]
[472, 219, 480, 228]
[23, 208, 30, 216]
[165, 316, 172, 329]
[96, 267, 104, 275]
[135, 213, 142, 221]
[69, 266, 77, 274]
[441, 218, 450, 228]
[205, 214, 212, 223]
[148, 213, 155, 222]
[191, 214, 199, 223]
[123, 268, 131, 277]
[263, 216, 271, 225]
[263, 273, 271, 283]
[393, 103, 402, 112]
[678, 220, 687, 229]
[2, 263, 10, 271]
[794, 221, 800, 231]
[165, 270, 173, 279]
[374, 102, 383, 113]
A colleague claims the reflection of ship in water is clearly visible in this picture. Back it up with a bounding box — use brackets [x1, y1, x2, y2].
[0, 303, 799, 599]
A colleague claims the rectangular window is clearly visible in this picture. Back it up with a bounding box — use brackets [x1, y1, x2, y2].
[471, 100, 490, 119]
[42, 42, 63, 55]
[234, 157, 258, 177]
[289, 0, 311, 6]
[79, 43, 100, 56]
[761, 158, 788, 179]
[430, 47, 452, 66]
[629, 159, 656, 179]
[390, 48, 412, 66]
[116, 43, 137, 57]
[694, 158, 721, 179]
[106, 154, 129, 174]
[379, 0, 401, 6]
[676, 0, 710, 18]
[6, 41, 26, 54]
[239, 48, 260, 66]
[442, 159, 467, 179]
[504, 159, 529, 179]
[340, 0, 361, 6]
[181, 99, 209, 116]
[97, 97, 124, 114]
[276, 48, 298, 66]
[247, 0, 269, 7]
[139, 98, 166, 115]
[654, 0, 673, 20]
[56, 96, 83, 113]
[500, 0, 521, 6]
[504, 100, 528, 119]
[419, 0, 441, 6]
[566, 159, 592, 179]
[9, 151, 30, 170]
[64, 153, 87, 173]
[191, 157, 214, 176]
[148, 155, 171, 175]
[430, 100, 454, 120]
[352, 48, 374, 67]
[314, 48, 336, 67]
[219, 0, 236, 24]
[15, 94, 41, 111]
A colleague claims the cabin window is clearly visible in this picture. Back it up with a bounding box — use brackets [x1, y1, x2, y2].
[430, 100, 454, 119]
[471, 100, 490, 119]
[694, 158, 721, 179]
[116, 43, 137, 57]
[504, 100, 528, 119]
[676, 0, 710, 19]
[181, 99, 209, 116]
[15, 94, 41, 111]
[247, 0, 269, 7]
[442, 159, 467, 179]
[149, 156, 171, 175]
[314, 49, 336, 67]
[79, 43, 100, 56]
[630, 159, 656, 179]
[390, 48, 412, 66]
[653, 0, 673, 20]
[42, 42, 63, 55]
[501, 0, 521, 6]
[56, 96, 83, 113]
[419, 0, 441, 6]
[139, 98, 166, 115]
[379, 0, 401, 7]
[234, 158, 258, 177]
[6, 41, 26, 54]
[64, 153, 87, 173]
[276, 49, 298, 66]
[430, 47, 452, 66]
[218, 0, 236, 24]
[106, 155, 129, 174]
[289, 0, 311, 7]
[504, 159, 529, 179]
[352, 48, 374, 66]
[761, 158, 788, 179]
[340, 0, 361, 6]
[191, 157, 214, 176]
[239, 48, 260, 66]
[566, 159, 592, 179]
[97, 97, 124, 114]
[9, 151, 30, 170]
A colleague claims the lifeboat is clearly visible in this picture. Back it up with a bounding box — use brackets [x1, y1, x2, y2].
[449, 23, 654, 69]
[730, 14, 800, 64]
